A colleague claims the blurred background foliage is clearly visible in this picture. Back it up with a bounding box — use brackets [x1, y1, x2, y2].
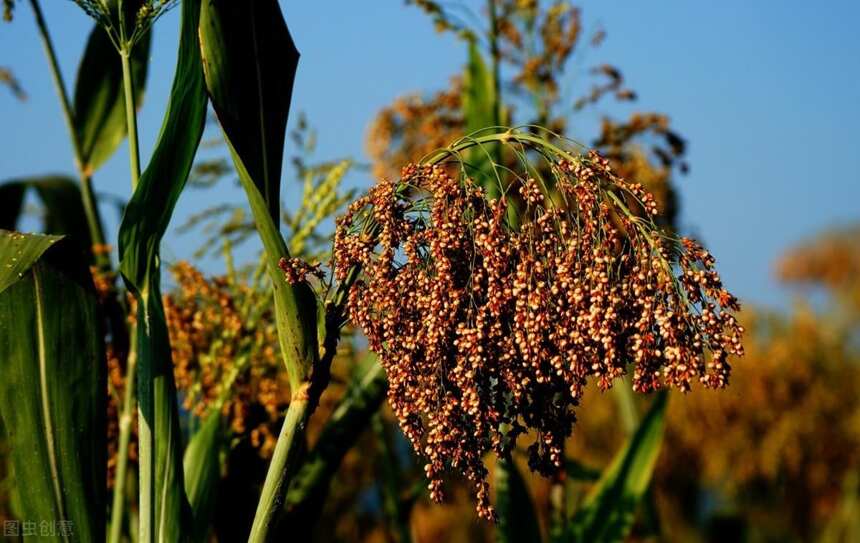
[1, 1, 858, 541]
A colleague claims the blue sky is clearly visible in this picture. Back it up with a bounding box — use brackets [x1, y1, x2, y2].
[1, 1, 858, 309]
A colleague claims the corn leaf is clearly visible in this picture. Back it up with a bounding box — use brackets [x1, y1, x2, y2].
[0, 231, 105, 542]
[117, 0, 207, 539]
[183, 412, 225, 543]
[496, 457, 543, 543]
[74, 24, 150, 173]
[569, 391, 668, 543]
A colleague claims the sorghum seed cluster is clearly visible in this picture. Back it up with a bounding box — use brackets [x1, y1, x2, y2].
[333, 149, 743, 520]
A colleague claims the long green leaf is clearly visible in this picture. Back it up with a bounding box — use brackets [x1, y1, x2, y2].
[569, 391, 668, 543]
[199, 0, 317, 387]
[496, 457, 543, 543]
[464, 41, 499, 135]
[198, 0, 297, 224]
[116, 0, 207, 540]
[183, 412, 224, 543]
[74, 24, 150, 173]
[199, 5, 320, 540]
[0, 231, 105, 542]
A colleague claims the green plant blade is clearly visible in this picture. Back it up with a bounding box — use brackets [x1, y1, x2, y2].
[0, 177, 92, 251]
[282, 358, 387, 527]
[183, 412, 224, 543]
[198, 0, 298, 225]
[569, 391, 668, 543]
[0, 231, 105, 542]
[199, 6, 321, 539]
[117, 0, 207, 540]
[496, 457, 543, 543]
[199, 0, 317, 387]
[74, 24, 150, 173]
[464, 40, 499, 135]
[0, 229, 62, 293]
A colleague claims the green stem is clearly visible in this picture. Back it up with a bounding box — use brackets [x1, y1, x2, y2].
[248, 269, 362, 540]
[120, 49, 142, 189]
[281, 358, 387, 524]
[248, 395, 311, 543]
[109, 329, 138, 543]
[116, 9, 152, 538]
[28, 0, 110, 270]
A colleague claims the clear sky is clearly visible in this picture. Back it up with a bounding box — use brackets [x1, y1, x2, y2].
[1, 1, 858, 309]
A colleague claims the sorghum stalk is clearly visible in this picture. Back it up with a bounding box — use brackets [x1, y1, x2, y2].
[248, 395, 312, 542]
[115, 2, 153, 539]
[118, 25, 142, 188]
[248, 265, 361, 542]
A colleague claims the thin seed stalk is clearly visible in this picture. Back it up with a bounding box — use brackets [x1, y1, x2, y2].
[120, 48, 142, 190]
[116, 14, 153, 537]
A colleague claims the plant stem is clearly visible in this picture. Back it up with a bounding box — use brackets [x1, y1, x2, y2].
[248, 267, 362, 540]
[28, 0, 110, 270]
[116, 5, 152, 538]
[109, 327, 138, 543]
[120, 49, 142, 189]
[248, 395, 311, 543]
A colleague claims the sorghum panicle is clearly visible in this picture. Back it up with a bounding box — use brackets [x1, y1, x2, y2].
[333, 139, 743, 519]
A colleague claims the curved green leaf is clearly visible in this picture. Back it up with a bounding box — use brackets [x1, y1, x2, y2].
[199, 6, 319, 539]
[0, 229, 62, 294]
[198, 0, 298, 224]
[117, 0, 207, 540]
[570, 391, 668, 543]
[496, 457, 543, 543]
[74, 22, 150, 173]
[0, 231, 105, 542]
[0, 177, 92, 250]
